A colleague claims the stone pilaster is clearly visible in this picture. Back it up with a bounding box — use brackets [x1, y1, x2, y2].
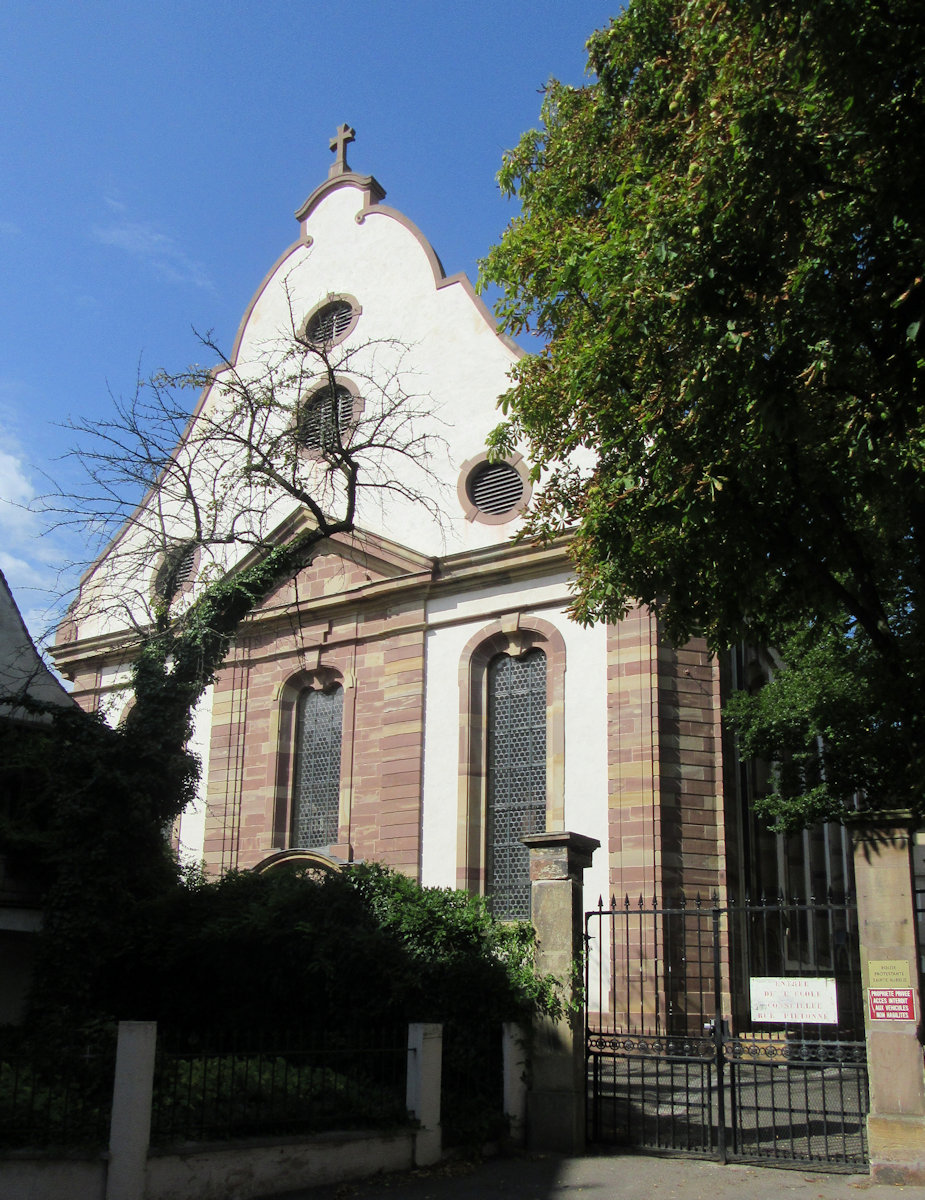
[851, 812, 925, 1185]
[522, 830, 599, 1154]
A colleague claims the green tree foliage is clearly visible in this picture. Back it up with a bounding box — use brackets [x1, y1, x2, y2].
[725, 621, 918, 829]
[481, 0, 925, 825]
[90, 863, 559, 1033]
[0, 699, 181, 1022]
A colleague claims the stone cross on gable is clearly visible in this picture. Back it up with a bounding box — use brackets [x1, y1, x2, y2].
[328, 123, 355, 178]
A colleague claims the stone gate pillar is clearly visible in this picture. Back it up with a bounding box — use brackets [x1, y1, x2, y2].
[851, 812, 925, 1185]
[522, 830, 599, 1154]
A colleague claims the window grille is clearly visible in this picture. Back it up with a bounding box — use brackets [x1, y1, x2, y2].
[292, 686, 343, 848]
[486, 649, 547, 920]
[305, 300, 354, 347]
[297, 384, 354, 450]
[467, 462, 525, 516]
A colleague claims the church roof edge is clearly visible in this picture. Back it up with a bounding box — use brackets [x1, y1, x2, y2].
[294, 173, 387, 226]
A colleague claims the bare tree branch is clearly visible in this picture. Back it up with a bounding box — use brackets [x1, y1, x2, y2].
[38, 308, 447, 826]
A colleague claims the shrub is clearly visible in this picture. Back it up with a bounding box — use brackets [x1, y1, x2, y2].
[90, 863, 560, 1036]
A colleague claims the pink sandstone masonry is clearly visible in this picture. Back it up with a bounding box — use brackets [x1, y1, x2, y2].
[605, 608, 726, 906]
[64, 556, 731, 917]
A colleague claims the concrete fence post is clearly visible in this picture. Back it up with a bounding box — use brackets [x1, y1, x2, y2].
[502, 1022, 527, 1145]
[850, 814, 925, 1185]
[407, 1022, 442, 1167]
[522, 830, 599, 1154]
[106, 1020, 157, 1200]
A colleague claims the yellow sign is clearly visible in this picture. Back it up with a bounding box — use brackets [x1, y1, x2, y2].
[868, 960, 911, 987]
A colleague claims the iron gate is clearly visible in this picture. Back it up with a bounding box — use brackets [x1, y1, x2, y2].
[585, 894, 869, 1169]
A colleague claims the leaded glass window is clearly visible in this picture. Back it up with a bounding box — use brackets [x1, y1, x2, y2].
[292, 686, 343, 848]
[486, 649, 547, 920]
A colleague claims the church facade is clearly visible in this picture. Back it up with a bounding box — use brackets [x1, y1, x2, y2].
[53, 132, 741, 936]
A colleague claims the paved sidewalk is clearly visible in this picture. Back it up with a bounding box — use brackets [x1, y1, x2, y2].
[263, 1152, 925, 1200]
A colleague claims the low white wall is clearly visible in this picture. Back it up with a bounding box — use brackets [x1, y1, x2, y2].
[0, 1155, 105, 1200]
[145, 1129, 415, 1200]
[0, 1129, 415, 1200]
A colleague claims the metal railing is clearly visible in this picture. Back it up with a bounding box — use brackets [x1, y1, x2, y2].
[0, 1025, 411, 1151]
[440, 1020, 504, 1147]
[150, 1026, 409, 1145]
[586, 892, 869, 1169]
[0, 1028, 116, 1150]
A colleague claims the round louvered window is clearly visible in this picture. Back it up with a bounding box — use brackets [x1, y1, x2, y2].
[303, 297, 359, 349]
[467, 462, 525, 516]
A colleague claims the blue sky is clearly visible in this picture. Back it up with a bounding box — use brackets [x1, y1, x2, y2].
[0, 2, 617, 641]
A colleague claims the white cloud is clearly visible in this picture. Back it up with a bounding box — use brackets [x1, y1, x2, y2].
[0, 551, 46, 589]
[0, 442, 74, 645]
[91, 199, 215, 291]
[0, 448, 34, 507]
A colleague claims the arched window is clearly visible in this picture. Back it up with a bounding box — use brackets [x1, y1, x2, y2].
[291, 684, 343, 848]
[456, 617, 565, 916]
[486, 649, 547, 919]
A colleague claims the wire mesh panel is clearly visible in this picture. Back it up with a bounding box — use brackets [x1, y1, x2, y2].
[292, 686, 342, 848]
[486, 650, 546, 920]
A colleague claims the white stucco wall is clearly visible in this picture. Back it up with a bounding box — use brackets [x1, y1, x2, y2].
[229, 180, 522, 558]
[70, 174, 524, 644]
[177, 684, 213, 866]
[97, 662, 133, 725]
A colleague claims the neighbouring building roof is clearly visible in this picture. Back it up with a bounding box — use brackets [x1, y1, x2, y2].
[0, 570, 75, 721]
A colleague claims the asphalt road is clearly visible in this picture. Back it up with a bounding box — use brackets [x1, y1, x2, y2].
[260, 1151, 925, 1200]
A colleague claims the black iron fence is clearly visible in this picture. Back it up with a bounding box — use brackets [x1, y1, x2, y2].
[441, 1020, 504, 1147]
[586, 893, 869, 1169]
[150, 1026, 409, 1145]
[0, 1027, 116, 1150]
[0, 1025, 409, 1152]
[0, 1020, 507, 1153]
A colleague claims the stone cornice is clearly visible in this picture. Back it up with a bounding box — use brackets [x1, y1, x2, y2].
[50, 533, 574, 678]
[294, 172, 386, 225]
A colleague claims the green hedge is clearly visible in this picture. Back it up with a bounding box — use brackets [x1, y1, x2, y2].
[89, 863, 558, 1035]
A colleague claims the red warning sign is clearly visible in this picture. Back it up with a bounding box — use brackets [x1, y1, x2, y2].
[868, 988, 916, 1021]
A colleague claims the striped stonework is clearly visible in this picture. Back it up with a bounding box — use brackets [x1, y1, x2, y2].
[606, 606, 662, 903]
[606, 609, 726, 906]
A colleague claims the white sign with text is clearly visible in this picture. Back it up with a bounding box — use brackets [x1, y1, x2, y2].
[749, 977, 838, 1024]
